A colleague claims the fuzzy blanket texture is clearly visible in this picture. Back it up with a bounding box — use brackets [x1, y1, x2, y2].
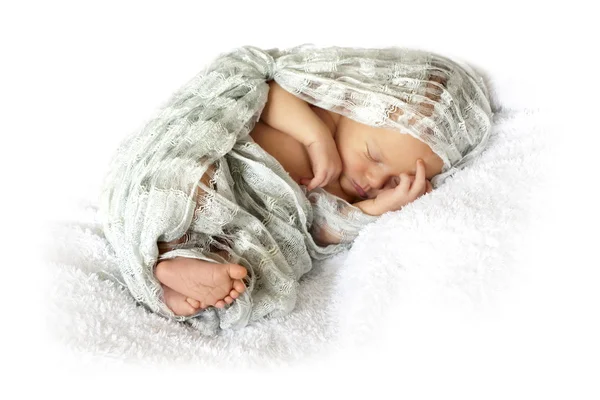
[42, 61, 553, 368]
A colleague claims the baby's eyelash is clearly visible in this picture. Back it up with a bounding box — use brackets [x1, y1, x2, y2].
[366, 145, 377, 162]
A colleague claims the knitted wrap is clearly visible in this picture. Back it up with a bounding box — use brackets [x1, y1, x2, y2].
[98, 44, 493, 335]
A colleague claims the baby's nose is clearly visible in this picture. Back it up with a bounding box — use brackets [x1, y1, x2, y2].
[369, 174, 392, 192]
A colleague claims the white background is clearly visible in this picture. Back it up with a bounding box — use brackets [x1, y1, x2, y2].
[2, 0, 599, 398]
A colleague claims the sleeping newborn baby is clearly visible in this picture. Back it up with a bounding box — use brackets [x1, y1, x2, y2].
[99, 46, 493, 331]
[156, 79, 445, 316]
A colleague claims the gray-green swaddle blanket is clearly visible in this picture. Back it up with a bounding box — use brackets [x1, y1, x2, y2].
[98, 44, 493, 335]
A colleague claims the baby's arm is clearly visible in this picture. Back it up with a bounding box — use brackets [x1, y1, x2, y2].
[260, 81, 331, 144]
[261, 80, 342, 190]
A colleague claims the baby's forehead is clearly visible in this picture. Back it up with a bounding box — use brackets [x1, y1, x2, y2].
[359, 128, 387, 142]
[337, 121, 407, 148]
[363, 127, 404, 144]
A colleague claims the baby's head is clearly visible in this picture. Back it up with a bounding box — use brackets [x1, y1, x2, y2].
[328, 57, 492, 201]
[334, 123, 444, 200]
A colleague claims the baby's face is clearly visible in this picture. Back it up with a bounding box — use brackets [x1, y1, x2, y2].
[334, 124, 444, 200]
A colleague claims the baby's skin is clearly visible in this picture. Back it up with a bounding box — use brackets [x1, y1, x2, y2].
[156, 256, 247, 316]
[156, 78, 445, 316]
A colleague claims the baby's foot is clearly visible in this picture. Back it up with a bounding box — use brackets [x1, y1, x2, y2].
[161, 284, 203, 317]
[155, 257, 248, 316]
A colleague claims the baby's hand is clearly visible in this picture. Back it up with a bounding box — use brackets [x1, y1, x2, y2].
[300, 133, 342, 191]
[369, 159, 433, 215]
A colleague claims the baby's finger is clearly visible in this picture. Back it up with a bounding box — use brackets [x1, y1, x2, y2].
[317, 170, 328, 187]
[321, 169, 333, 187]
[323, 170, 334, 187]
[309, 171, 325, 190]
[396, 173, 411, 193]
[409, 159, 427, 197]
[326, 166, 341, 186]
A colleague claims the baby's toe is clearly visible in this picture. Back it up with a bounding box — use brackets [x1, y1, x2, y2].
[215, 300, 226, 308]
[226, 264, 248, 280]
[229, 289, 239, 299]
[224, 296, 234, 304]
[162, 285, 199, 316]
[186, 297, 201, 308]
[233, 280, 246, 294]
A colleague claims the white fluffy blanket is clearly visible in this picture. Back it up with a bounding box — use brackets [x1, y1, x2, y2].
[42, 69, 555, 368]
